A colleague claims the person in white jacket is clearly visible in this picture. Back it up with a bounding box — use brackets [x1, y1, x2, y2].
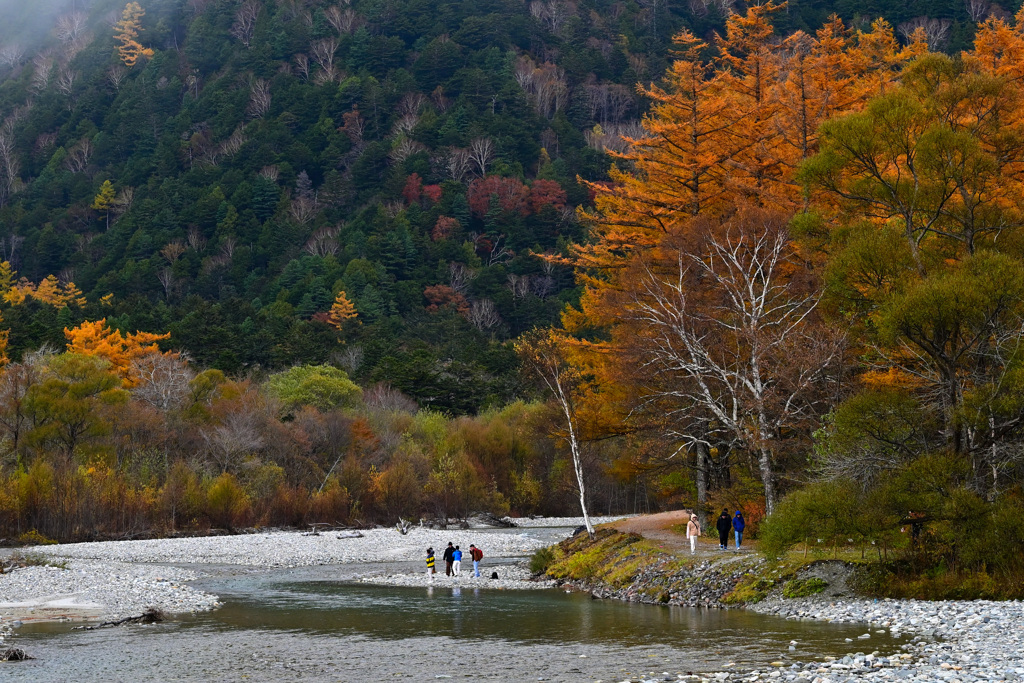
[686, 514, 701, 555]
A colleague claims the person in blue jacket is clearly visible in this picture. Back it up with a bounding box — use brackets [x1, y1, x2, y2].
[733, 511, 745, 549]
[452, 545, 463, 576]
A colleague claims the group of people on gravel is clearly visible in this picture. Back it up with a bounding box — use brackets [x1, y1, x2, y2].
[685, 509, 746, 554]
[425, 542, 484, 578]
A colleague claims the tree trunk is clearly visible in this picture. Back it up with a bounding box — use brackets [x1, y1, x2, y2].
[695, 442, 710, 529]
[758, 445, 778, 516]
[560, 391, 594, 538]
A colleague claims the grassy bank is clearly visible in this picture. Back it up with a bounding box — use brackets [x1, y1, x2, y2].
[535, 529, 1024, 605]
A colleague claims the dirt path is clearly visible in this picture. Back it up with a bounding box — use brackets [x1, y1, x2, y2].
[604, 510, 757, 559]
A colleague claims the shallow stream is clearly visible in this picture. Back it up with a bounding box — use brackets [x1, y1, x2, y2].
[8, 563, 905, 682]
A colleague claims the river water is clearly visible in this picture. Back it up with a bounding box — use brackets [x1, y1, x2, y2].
[7, 562, 905, 682]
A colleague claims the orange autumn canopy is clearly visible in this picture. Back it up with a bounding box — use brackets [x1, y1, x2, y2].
[64, 319, 172, 386]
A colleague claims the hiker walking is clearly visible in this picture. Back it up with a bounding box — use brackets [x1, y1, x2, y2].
[733, 510, 745, 549]
[686, 513, 701, 555]
[452, 545, 462, 576]
[426, 547, 436, 577]
[469, 544, 483, 577]
[443, 542, 455, 576]
[716, 509, 731, 550]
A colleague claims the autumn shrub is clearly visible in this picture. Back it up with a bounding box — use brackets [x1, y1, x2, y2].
[205, 473, 251, 529]
[15, 460, 57, 537]
[266, 483, 311, 527]
[15, 529, 56, 546]
[309, 479, 351, 524]
[160, 460, 204, 529]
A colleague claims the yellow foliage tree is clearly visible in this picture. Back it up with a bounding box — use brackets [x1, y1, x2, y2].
[1, 265, 87, 308]
[0, 261, 13, 295]
[64, 319, 172, 386]
[327, 291, 357, 330]
[0, 312, 8, 367]
[114, 2, 154, 67]
[92, 180, 116, 229]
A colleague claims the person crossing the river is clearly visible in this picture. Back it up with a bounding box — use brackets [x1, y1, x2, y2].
[469, 544, 483, 578]
[452, 545, 463, 576]
[443, 542, 455, 576]
[426, 547, 436, 577]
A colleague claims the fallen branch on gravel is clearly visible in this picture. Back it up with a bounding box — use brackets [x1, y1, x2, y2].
[73, 607, 166, 630]
[336, 530, 363, 539]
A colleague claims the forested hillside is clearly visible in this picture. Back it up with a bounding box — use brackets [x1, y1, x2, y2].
[0, 0, 1012, 413]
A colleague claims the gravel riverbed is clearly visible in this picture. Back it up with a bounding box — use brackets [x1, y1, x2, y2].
[0, 518, 616, 622]
[0, 560, 220, 622]
[19, 526, 550, 567]
[357, 560, 555, 590]
[630, 597, 1024, 683]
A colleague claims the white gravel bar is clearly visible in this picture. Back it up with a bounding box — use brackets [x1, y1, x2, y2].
[20, 526, 551, 567]
[509, 514, 631, 527]
[357, 560, 554, 590]
[0, 560, 219, 622]
[645, 597, 1024, 683]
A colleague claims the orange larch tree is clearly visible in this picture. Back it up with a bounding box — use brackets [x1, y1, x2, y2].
[327, 291, 358, 330]
[114, 2, 154, 68]
[65, 319, 172, 386]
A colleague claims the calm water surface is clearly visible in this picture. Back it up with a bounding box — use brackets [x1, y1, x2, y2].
[6, 566, 905, 682]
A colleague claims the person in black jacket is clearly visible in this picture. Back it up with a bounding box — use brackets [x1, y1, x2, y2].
[442, 542, 455, 576]
[716, 509, 732, 550]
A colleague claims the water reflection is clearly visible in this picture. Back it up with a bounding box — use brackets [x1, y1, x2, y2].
[9, 575, 910, 682]
[197, 579, 902, 660]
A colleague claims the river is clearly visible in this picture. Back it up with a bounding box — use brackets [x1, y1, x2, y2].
[6, 561, 905, 682]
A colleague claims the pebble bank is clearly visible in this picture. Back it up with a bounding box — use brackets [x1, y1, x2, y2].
[629, 597, 1024, 683]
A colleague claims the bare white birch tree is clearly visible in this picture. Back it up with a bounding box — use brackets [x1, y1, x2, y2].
[517, 330, 595, 536]
[629, 214, 844, 515]
[230, 0, 261, 48]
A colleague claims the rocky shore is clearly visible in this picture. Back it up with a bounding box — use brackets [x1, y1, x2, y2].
[562, 554, 760, 608]
[542, 529, 1024, 683]
[559, 555, 1023, 683]
[656, 597, 1024, 683]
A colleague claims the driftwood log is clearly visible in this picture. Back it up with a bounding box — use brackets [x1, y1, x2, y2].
[0, 647, 31, 661]
[73, 607, 166, 630]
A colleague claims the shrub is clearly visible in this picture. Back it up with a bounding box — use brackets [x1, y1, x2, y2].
[530, 546, 555, 574]
[15, 529, 56, 546]
[205, 473, 251, 529]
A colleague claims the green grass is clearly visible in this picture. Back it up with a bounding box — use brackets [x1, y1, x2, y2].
[4, 552, 69, 570]
[782, 577, 829, 598]
[544, 530, 675, 588]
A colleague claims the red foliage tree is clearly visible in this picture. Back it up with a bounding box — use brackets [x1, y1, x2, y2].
[432, 216, 461, 241]
[423, 284, 469, 314]
[422, 184, 443, 204]
[402, 173, 423, 205]
[528, 179, 567, 214]
[467, 176, 530, 219]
